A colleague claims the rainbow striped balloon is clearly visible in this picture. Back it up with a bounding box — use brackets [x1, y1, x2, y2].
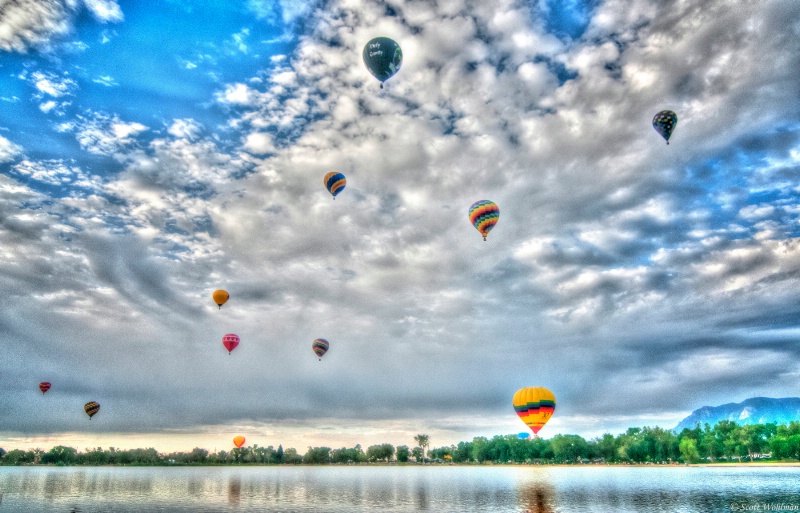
[324, 172, 346, 199]
[312, 338, 329, 360]
[468, 200, 499, 240]
[513, 387, 555, 435]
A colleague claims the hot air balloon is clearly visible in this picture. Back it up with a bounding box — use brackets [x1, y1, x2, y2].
[233, 436, 245, 448]
[84, 401, 100, 420]
[222, 334, 240, 354]
[513, 387, 555, 436]
[312, 338, 329, 361]
[363, 37, 403, 88]
[469, 200, 499, 241]
[324, 172, 346, 199]
[518, 432, 530, 440]
[213, 289, 229, 309]
[39, 382, 51, 394]
[652, 110, 677, 144]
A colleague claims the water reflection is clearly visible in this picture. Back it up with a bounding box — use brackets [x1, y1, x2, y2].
[0, 466, 798, 512]
[227, 476, 241, 505]
[414, 482, 429, 510]
[518, 480, 556, 513]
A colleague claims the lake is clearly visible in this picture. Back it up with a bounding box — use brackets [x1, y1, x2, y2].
[1, 465, 798, 512]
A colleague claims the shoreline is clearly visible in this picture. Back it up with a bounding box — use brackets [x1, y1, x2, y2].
[3, 461, 798, 468]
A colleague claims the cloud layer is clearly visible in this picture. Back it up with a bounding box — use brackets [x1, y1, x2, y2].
[1, 0, 799, 450]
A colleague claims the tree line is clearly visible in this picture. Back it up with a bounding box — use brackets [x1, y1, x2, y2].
[2, 420, 798, 466]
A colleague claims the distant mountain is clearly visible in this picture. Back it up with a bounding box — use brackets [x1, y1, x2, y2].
[675, 397, 800, 431]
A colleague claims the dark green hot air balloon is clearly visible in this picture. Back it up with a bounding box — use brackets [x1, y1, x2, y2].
[362, 37, 402, 88]
[652, 110, 677, 144]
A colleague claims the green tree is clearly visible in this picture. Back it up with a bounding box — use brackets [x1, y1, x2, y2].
[396, 445, 410, 462]
[679, 438, 699, 463]
[302, 447, 331, 464]
[411, 447, 423, 462]
[41, 446, 78, 465]
[366, 444, 394, 462]
[2, 449, 34, 465]
[283, 447, 301, 464]
[550, 434, 589, 463]
[414, 434, 430, 462]
[276, 445, 284, 463]
[592, 433, 618, 462]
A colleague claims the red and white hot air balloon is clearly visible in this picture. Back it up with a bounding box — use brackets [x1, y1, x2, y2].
[222, 334, 240, 354]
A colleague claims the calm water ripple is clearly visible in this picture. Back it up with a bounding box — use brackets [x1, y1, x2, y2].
[1, 465, 798, 512]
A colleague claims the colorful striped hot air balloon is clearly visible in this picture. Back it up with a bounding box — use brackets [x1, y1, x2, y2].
[324, 172, 346, 199]
[39, 382, 51, 395]
[212, 289, 229, 309]
[312, 338, 329, 361]
[222, 334, 240, 355]
[652, 110, 677, 144]
[469, 200, 499, 241]
[84, 401, 100, 420]
[513, 387, 555, 436]
[233, 436, 245, 448]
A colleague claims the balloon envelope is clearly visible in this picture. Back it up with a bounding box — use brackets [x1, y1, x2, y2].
[84, 401, 100, 419]
[222, 334, 240, 354]
[324, 172, 346, 199]
[518, 432, 531, 440]
[233, 436, 245, 448]
[39, 382, 51, 394]
[362, 37, 402, 87]
[513, 387, 555, 435]
[652, 110, 677, 144]
[469, 200, 500, 240]
[212, 289, 229, 308]
[312, 338, 329, 360]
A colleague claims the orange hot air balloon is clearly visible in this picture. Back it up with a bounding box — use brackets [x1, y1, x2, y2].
[213, 289, 229, 309]
[222, 334, 239, 354]
[233, 436, 245, 448]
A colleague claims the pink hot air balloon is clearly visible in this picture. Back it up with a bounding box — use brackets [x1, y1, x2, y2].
[222, 334, 240, 355]
[39, 382, 52, 394]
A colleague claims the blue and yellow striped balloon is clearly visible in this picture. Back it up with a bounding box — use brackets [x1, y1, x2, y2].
[324, 172, 346, 199]
[468, 200, 499, 241]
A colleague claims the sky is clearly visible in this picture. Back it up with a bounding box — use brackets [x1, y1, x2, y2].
[1, 0, 799, 454]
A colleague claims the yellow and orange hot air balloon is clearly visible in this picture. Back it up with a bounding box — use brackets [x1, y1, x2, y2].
[212, 289, 229, 309]
[513, 387, 555, 436]
[233, 436, 245, 448]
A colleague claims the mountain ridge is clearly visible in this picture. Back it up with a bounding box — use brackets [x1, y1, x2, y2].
[675, 397, 800, 431]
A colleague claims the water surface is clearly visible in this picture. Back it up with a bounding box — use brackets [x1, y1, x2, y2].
[1, 465, 797, 512]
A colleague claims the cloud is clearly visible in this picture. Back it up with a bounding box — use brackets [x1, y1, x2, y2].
[1, 0, 799, 447]
[0, 134, 22, 163]
[0, 0, 123, 52]
[25, 70, 77, 98]
[83, 0, 123, 23]
[62, 112, 148, 156]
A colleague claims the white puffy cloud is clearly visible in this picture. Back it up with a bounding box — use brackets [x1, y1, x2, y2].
[0, 0, 122, 52]
[66, 113, 148, 156]
[0, 134, 22, 163]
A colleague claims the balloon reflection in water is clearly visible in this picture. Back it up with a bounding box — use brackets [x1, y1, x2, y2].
[519, 480, 557, 513]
